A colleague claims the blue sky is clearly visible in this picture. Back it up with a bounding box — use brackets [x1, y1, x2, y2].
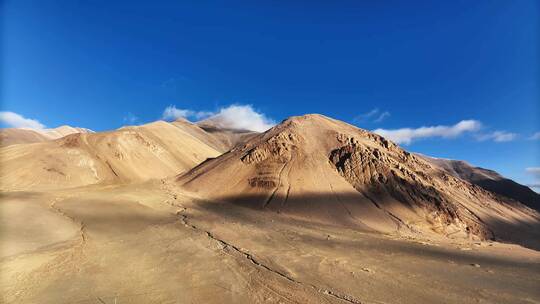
[1, 0, 539, 187]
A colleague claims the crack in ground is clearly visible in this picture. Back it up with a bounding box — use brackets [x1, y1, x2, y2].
[161, 178, 378, 303]
[49, 197, 88, 247]
[7, 196, 90, 303]
[178, 212, 365, 304]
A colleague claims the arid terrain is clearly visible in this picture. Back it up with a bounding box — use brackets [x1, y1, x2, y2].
[1, 114, 539, 304]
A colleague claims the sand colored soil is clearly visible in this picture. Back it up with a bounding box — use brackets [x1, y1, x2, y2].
[1, 114, 539, 303]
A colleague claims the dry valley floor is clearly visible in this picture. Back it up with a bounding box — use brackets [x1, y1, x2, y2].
[1, 180, 539, 304]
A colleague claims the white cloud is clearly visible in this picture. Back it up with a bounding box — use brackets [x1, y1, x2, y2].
[161, 104, 275, 132]
[0, 111, 46, 129]
[529, 132, 540, 140]
[202, 105, 275, 132]
[373, 120, 481, 145]
[162, 105, 213, 121]
[476, 131, 517, 142]
[354, 108, 390, 123]
[162, 106, 192, 120]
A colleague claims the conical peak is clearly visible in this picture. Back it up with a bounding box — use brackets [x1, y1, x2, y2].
[264, 113, 399, 155]
[279, 113, 350, 130]
[234, 113, 409, 172]
[176, 113, 540, 246]
[282, 113, 332, 123]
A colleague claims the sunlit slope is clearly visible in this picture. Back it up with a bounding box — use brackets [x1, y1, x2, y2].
[178, 114, 540, 248]
[0, 128, 50, 146]
[0, 121, 222, 191]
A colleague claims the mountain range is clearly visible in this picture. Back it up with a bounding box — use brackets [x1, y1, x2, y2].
[1, 114, 539, 304]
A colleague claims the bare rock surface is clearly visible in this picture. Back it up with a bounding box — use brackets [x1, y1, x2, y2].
[179, 114, 540, 248]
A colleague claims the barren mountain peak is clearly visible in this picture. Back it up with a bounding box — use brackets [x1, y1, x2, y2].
[179, 114, 540, 249]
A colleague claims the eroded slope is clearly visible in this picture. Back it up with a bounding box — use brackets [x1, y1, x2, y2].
[178, 114, 540, 248]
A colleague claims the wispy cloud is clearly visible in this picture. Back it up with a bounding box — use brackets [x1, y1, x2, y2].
[123, 112, 139, 124]
[476, 131, 518, 142]
[373, 120, 481, 145]
[354, 108, 390, 124]
[162, 105, 213, 121]
[0, 111, 46, 129]
[526, 167, 540, 178]
[529, 132, 540, 140]
[355, 109, 378, 121]
[162, 104, 275, 132]
[374, 111, 390, 123]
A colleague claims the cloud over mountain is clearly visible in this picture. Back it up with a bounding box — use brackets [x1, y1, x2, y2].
[373, 120, 481, 144]
[162, 106, 213, 121]
[0, 111, 46, 129]
[200, 105, 275, 132]
[163, 104, 275, 132]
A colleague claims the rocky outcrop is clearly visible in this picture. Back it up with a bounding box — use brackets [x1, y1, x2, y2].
[330, 134, 493, 239]
[177, 114, 540, 247]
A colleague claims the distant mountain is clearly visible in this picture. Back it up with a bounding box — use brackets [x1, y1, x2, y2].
[196, 119, 259, 151]
[41, 125, 94, 139]
[178, 114, 540, 249]
[420, 155, 540, 211]
[0, 120, 223, 191]
[0, 125, 93, 146]
[0, 128, 50, 146]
